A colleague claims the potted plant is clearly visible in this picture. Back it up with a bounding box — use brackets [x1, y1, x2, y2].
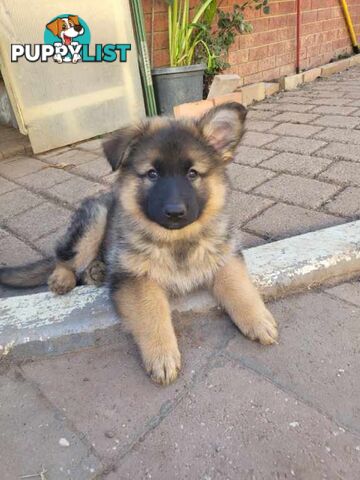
[151, 0, 270, 114]
[195, 1, 270, 96]
[152, 0, 216, 114]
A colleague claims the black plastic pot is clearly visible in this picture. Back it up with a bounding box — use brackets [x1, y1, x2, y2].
[152, 64, 205, 115]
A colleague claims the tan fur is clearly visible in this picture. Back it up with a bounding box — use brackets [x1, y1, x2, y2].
[113, 172, 232, 295]
[82, 260, 106, 286]
[48, 264, 76, 295]
[113, 276, 181, 384]
[212, 256, 278, 345]
[118, 172, 227, 244]
[48, 204, 107, 294]
[73, 205, 108, 272]
[25, 103, 277, 386]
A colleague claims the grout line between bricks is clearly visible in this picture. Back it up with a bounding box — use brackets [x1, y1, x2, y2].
[0, 222, 47, 257]
[322, 289, 360, 310]
[16, 366, 106, 468]
[239, 200, 276, 228]
[0, 167, 107, 212]
[312, 159, 339, 180]
[222, 349, 360, 440]
[319, 185, 349, 210]
[107, 337, 236, 472]
[34, 153, 112, 187]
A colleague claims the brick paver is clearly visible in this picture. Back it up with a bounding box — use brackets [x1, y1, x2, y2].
[40, 148, 100, 167]
[0, 189, 43, 221]
[265, 136, 327, 155]
[316, 142, 360, 162]
[271, 111, 320, 124]
[228, 190, 274, 228]
[269, 122, 323, 138]
[35, 229, 67, 256]
[0, 228, 41, 267]
[318, 161, 360, 186]
[2, 283, 357, 478]
[244, 119, 277, 132]
[311, 96, 353, 106]
[315, 126, 360, 144]
[260, 152, 332, 177]
[0, 178, 19, 196]
[0, 156, 45, 179]
[253, 102, 316, 113]
[312, 114, 360, 129]
[16, 166, 75, 190]
[324, 187, 360, 217]
[311, 105, 359, 116]
[243, 202, 342, 240]
[227, 163, 276, 192]
[47, 177, 105, 206]
[71, 157, 112, 181]
[76, 138, 104, 152]
[326, 282, 360, 307]
[4, 203, 71, 242]
[1, 65, 360, 274]
[253, 174, 340, 209]
[240, 131, 279, 147]
[234, 146, 276, 166]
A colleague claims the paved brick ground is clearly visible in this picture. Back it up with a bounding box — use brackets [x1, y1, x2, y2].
[1, 282, 360, 479]
[1, 66, 360, 274]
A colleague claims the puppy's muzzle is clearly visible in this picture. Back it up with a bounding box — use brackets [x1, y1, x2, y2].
[164, 203, 186, 220]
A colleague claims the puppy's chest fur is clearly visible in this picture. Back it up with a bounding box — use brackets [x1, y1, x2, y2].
[113, 227, 234, 295]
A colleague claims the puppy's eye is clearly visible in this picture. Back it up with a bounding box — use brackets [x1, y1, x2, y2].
[187, 168, 199, 180]
[62, 24, 67, 30]
[147, 168, 159, 180]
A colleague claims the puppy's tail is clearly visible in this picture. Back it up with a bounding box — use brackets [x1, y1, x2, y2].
[0, 257, 56, 288]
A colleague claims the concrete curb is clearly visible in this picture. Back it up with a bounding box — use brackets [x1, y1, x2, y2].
[1, 221, 360, 359]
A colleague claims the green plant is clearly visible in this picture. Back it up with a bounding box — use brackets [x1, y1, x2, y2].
[164, 0, 217, 66]
[162, 0, 270, 72]
[195, 1, 270, 76]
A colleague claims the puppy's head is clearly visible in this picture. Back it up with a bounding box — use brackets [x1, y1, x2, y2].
[46, 15, 84, 43]
[103, 103, 247, 239]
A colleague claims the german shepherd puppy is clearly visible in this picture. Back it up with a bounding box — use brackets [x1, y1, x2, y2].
[0, 103, 278, 384]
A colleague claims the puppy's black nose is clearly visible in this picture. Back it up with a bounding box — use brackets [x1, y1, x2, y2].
[164, 203, 186, 219]
[74, 24, 83, 32]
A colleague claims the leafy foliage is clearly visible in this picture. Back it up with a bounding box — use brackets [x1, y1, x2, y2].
[167, 0, 218, 67]
[195, 1, 270, 76]
[163, 0, 270, 75]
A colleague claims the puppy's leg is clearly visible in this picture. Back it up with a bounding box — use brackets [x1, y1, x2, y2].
[49, 198, 108, 295]
[82, 259, 106, 286]
[111, 275, 181, 385]
[212, 255, 278, 345]
[48, 263, 76, 295]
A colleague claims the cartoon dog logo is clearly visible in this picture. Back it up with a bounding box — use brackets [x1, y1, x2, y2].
[46, 15, 84, 63]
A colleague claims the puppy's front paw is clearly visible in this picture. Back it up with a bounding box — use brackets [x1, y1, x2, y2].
[144, 345, 181, 385]
[241, 307, 278, 345]
[48, 266, 76, 295]
[83, 260, 106, 286]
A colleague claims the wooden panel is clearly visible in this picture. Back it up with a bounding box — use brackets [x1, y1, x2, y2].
[0, 0, 145, 152]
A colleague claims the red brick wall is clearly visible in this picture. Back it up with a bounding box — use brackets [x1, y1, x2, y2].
[142, 0, 360, 85]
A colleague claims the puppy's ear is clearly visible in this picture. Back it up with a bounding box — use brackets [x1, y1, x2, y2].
[103, 126, 143, 171]
[198, 102, 247, 162]
[46, 18, 62, 37]
[69, 15, 80, 26]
